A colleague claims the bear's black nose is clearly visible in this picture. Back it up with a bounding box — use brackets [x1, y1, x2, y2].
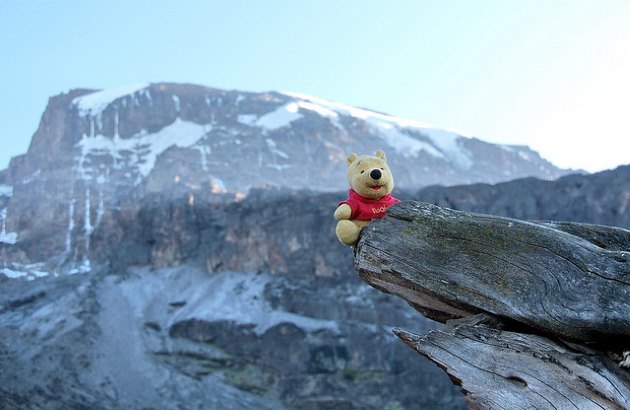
[370, 169, 382, 180]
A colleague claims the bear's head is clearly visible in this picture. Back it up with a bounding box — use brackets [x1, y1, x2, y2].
[346, 150, 394, 200]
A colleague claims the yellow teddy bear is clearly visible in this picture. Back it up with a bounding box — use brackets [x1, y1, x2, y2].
[334, 150, 400, 246]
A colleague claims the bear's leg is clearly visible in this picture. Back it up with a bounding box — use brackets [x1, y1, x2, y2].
[336, 220, 368, 246]
[336, 220, 360, 246]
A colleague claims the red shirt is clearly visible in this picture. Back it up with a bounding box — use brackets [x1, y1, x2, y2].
[339, 189, 400, 221]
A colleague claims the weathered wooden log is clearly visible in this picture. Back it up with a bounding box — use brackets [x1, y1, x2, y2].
[354, 201, 630, 409]
[354, 201, 630, 343]
[537, 221, 630, 252]
[394, 315, 630, 410]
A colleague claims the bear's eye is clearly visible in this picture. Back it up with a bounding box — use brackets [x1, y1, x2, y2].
[360, 170, 365, 174]
[380, 168, 384, 170]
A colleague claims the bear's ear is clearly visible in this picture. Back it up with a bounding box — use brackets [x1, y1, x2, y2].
[375, 150, 386, 162]
[346, 153, 358, 166]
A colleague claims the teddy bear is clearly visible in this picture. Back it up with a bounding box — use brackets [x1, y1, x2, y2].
[334, 150, 400, 246]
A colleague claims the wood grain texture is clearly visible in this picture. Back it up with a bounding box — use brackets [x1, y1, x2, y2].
[353, 201, 630, 409]
[354, 201, 630, 342]
[394, 315, 630, 410]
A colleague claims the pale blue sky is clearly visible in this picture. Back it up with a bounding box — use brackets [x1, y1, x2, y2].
[2, 1, 629, 172]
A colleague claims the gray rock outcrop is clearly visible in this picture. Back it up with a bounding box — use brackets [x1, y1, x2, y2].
[416, 165, 630, 228]
[0, 190, 467, 410]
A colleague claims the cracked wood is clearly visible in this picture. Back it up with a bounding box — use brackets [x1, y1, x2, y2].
[395, 315, 630, 410]
[354, 201, 630, 342]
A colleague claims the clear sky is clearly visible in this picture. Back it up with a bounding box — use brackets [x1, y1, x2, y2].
[1, 1, 629, 173]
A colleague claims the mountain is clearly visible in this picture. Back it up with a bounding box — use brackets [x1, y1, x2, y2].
[2, 165, 628, 408]
[0, 189, 466, 409]
[0, 82, 572, 273]
[4, 82, 569, 193]
[414, 165, 630, 229]
[0, 83, 584, 409]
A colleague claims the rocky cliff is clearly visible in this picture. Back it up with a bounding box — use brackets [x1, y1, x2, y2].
[3, 163, 628, 408]
[6, 83, 568, 193]
[0, 189, 467, 409]
[0, 82, 572, 274]
[416, 164, 630, 228]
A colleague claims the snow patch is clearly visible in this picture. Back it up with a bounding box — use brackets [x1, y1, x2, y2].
[237, 114, 257, 126]
[1, 262, 51, 280]
[68, 259, 91, 275]
[76, 118, 209, 183]
[0, 206, 17, 244]
[420, 129, 473, 169]
[282, 91, 473, 166]
[95, 189, 105, 227]
[238, 99, 344, 131]
[296, 100, 345, 131]
[64, 196, 75, 257]
[73, 83, 150, 117]
[267, 164, 292, 171]
[501, 145, 535, 162]
[139, 89, 152, 103]
[297, 100, 339, 119]
[193, 144, 211, 171]
[0, 231, 17, 244]
[84, 187, 93, 236]
[1, 267, 28, 279]
[373, 121, 444, 158]
[265, 138, 290, 159]
[240, 102, 303, 131]
[0, 185, 13, 197]
[282, 91, 431, 128]
[121, 268, 338, 336]
[21, 169, 41, 184]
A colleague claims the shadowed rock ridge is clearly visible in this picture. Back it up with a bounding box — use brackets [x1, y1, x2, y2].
[354, 201, 630, 409]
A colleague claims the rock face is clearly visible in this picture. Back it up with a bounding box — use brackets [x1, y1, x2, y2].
[0, 265, 466, 410]
[0, 83, 571, 272]
[7, 83, 568, 193]
[3, 167, 627, 408]
[0, 189, 467, 409]
[416, 165, 630, 229]
[354, 201, 630, 409]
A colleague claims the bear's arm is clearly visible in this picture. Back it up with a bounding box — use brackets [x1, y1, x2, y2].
[334, 204, 352, 221]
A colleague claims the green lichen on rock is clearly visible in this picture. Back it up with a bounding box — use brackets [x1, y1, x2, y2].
[223, 364, 277, 396]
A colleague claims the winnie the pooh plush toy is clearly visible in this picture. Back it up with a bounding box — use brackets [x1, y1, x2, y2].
[334, 150, 400, 246]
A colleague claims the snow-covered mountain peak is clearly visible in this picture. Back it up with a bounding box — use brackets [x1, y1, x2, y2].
[17, 82, 570, 196]
[279, 91, 474, 165]
[282, 91, 434, 129]
[72, 83, 151, 117]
